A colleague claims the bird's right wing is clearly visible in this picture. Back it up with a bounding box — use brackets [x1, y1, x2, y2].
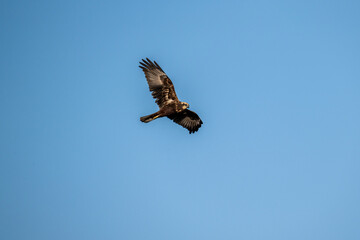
[168, 109, 203, 134]
[139, 58, 179, 108]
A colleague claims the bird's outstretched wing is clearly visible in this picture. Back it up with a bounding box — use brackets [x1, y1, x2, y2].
[139, 58, 179, 108]
[168, 109, 203, 134]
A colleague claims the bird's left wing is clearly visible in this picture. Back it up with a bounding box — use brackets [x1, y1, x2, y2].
[168, 109, 203, 134]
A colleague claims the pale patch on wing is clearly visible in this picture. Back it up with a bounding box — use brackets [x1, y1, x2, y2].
[144, 68, 165, 89]
[164, 99, 174, 105]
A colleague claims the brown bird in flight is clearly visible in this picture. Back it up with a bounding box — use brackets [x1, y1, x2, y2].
[139, 58, 203, 134]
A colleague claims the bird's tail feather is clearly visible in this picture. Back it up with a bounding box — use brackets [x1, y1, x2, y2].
[140, 112, 161, 123]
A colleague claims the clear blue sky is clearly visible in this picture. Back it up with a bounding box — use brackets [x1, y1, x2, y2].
[1, 0, 359, 239]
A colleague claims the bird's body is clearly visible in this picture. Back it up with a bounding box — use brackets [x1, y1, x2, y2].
[139, 58, 203, 134]
[140, 102, 183, 123]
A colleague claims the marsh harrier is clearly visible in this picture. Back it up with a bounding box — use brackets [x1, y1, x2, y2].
[139, 58, 203, 134]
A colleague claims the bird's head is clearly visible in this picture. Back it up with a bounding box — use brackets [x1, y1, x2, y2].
[181, 102, 190, 110]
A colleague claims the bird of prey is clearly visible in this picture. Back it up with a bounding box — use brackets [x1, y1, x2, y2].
[139, 58, 203, 134]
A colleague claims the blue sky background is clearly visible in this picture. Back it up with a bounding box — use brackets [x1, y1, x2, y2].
[1, 0, 359, 239]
